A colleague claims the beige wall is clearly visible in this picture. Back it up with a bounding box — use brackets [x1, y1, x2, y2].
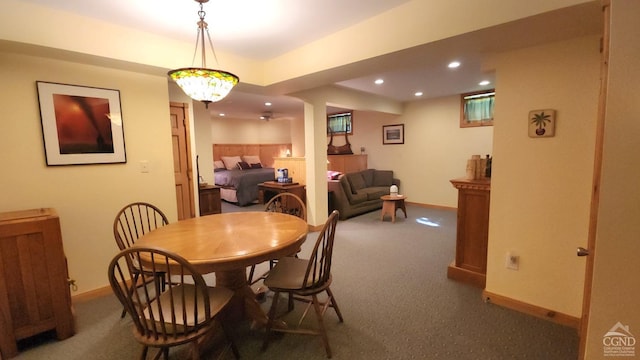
[339, 101, 493, 207]
[210, 116, 291, 145]
[485, 35, 600, 317]
[584, 0, 640, 357]
[0, 52, 177, 294]
[359, 98, 493, 207]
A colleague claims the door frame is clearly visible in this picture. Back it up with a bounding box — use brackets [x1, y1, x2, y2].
[578, 1, 609, 358]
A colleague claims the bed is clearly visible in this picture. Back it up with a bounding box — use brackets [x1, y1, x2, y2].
[213, 144, 291, 206]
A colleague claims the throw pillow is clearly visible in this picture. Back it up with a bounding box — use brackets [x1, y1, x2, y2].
[237, 161, 251, 170]
[221, 156, 242, 170]
[250, 163, 262, 169]
[242, 155, 261, 166]
[346, 172, 367, 194]
[327, 171, 342, 180]
[361, 169, 375, 187]
[373, 170, 394, 186]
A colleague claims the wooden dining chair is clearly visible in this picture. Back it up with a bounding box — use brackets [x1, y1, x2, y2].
[262, 210, 343, 358]
[113, 202, 169, 318]
[108, 247, 240, 360]
[248, 193, 307, 285]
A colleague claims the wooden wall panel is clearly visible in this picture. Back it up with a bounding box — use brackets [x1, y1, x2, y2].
[213, 144, 291, 168]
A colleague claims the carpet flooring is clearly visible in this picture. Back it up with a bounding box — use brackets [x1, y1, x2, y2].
[11, 202, 579, 359]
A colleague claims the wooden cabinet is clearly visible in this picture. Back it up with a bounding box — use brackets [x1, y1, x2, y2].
[0, 208, 75, 358]
[198, 185, 221, 216]
[327, 154, 367, 174]
[447, 179, 491, 288]
[272, 157, 307, 185]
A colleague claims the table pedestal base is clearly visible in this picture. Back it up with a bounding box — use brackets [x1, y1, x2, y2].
[215, 270, 268, 325]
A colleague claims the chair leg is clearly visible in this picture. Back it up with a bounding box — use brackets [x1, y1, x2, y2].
[248, 265, 256, 284]
[287, 292, 295, 312]
[326, 287, 344, 322]
[262, 290, 281, 351]
[311, 294, 332, 358]
[140, 345, 149, 360]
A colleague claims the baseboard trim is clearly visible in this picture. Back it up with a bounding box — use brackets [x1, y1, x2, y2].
[482, 290, 580, 329]
[406, 201, 456, 211]
[71, 285, 113, 304]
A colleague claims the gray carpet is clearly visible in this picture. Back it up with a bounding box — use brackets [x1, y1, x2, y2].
[12, 202, 578, 359]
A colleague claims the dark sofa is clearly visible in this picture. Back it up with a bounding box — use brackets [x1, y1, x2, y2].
[328, 169, 400, 220]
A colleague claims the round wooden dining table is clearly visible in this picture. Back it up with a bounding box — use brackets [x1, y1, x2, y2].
[135, 211, 308, 325]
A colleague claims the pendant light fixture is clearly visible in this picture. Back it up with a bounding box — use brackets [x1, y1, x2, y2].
[168, 0, 239, 108]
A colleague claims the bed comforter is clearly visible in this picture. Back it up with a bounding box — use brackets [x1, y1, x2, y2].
[214, 167, 275, 206]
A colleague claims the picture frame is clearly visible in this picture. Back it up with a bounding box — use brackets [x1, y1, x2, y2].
[382, 124, 404, 145]
[528, 109, 556, 138]
[36, 81, 126, 165]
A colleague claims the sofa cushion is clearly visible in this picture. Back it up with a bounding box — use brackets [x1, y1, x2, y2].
[346, 172, 367, 194]
[349, 192, 368, 204]
[373, 170, 394, 187]
[361, 187, 390, 201]
[361, 169, 375, 187]
[340, 177, 356, 203]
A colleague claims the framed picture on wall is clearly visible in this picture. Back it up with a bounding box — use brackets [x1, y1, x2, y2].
[382, 124, 404, 145]
[36, 81, 126, 165]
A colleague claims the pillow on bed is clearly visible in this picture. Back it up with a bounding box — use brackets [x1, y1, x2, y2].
[221, 156, 242, 170]
[250, 163, 262, 169]
[237, 161, 251, 170]
[242, 155, 261, 166]
[214, 160, 225, 169]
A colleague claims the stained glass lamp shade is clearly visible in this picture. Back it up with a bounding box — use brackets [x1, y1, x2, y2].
[168, 67, 239, 107]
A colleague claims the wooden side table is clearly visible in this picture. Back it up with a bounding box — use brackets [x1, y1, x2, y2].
[380, 195, 407, 223]
[258, 182, 306, 204]
[198, 185, 221, 216]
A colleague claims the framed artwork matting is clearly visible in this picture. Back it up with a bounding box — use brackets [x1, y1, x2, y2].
[36, 81, 126, 165]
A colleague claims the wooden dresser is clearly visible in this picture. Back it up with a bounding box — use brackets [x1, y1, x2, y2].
[0, 208, 75, 358]
[447, 179, 491, 288]
[327, 154, 367, 174]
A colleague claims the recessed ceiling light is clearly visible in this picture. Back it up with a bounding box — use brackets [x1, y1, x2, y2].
[448, 61, 461, 69]
[374, 79, 384, 85]
[264, 102, 272, 106]
[219, 113, 225, 117]
[414, 91, 423, 97]
[479, 80, 491, 86]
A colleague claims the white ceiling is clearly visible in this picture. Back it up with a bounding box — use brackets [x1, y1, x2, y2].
[17, 0, 602, 121]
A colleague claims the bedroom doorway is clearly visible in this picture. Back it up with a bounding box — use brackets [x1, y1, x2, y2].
[170, 102, 195, 220]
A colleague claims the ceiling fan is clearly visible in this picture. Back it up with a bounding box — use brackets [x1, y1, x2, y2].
[260, 109, 296, 121]
[260, 110, 289, 121]
[259, 111, 274, 121]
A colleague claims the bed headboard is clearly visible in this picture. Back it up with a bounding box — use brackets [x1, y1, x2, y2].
[213, 144, 291, 169]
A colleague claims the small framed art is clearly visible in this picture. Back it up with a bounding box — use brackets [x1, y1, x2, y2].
[36, 81, 126, 165]
[383, 124, 404, 145]
[528, 109, 556, 138]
